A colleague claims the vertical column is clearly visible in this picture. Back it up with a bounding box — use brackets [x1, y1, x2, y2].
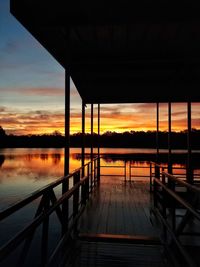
[187, 102, 193, 183]
[64, 71, 70, 176]
[90, 104, 94, 187]
[97, 104, 100, 183]
[62, 68, 70, 233]
[156, 102, 159, 162]
[82, 101, 85, 177]
[97, 104, 100, 156]
[91, 103, 94, 159]
[168, 102, 172, 174]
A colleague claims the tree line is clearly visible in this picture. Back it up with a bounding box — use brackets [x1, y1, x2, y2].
[0, 126, 200, 149]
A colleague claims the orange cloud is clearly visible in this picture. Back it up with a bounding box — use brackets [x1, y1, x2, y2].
[17, 87, 64, 96]
[0, 102, 199, 135]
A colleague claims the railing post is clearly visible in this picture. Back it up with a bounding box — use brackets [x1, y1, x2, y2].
[162, 173, 167, 242]
[150, 162, 152, 192]
[81, 180, 87, 206]
[94, 159, 96, 186]
[90, 162, 93, 191]
[171, 179, 176, 232]
[153, 178, 157, 208]
[73, 171, 80, 235]
[41, 193, 50, 266]
[155, 164, 160, 180]
[124, 160, 126, 182]
[84, 164, 89, 200]
[97, 157, 100, 184]
[82, 162, 90, 204]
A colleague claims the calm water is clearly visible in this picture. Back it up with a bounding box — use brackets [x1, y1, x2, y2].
[1, 147, 198, 210]
[0, 147, 199, 267]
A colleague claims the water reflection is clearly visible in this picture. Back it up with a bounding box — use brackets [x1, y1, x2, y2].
[0, 148, 199, 210]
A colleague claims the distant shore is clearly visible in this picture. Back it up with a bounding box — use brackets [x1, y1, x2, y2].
[0, 130, 200, 149]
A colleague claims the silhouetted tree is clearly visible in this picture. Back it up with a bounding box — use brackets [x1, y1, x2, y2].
[0, 126, 6, 137]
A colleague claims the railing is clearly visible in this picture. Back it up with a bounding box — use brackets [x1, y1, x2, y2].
[150, 161, 200, 192]
[0, 157, 100, 267]
[100, 157, 200, 187]
[100, 157, 127, 178]
[152, 167, 200, 267]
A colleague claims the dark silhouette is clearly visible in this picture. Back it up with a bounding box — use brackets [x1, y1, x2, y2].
[0, 126, 6, 137]
[0, 155, 5, 168]
[0, 126, 200, 149]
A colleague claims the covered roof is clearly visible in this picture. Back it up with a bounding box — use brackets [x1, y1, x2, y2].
[11, 0, 200, 103]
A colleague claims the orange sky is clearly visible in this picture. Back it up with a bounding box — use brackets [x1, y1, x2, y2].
[0, 83, 199, 135]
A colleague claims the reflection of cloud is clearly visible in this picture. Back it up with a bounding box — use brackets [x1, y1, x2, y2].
[0, 152, 64, 185]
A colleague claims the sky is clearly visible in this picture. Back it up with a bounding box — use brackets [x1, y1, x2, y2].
[0, 0, 199, 135]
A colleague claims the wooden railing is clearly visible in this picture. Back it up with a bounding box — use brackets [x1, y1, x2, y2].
[152, 167, 200, 267]
[0, 157, 100, 267]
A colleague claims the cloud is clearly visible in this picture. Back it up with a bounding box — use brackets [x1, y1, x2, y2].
[0, 107, 65, 135]
[17, 87, 64, 96]
[171, 111, 187, 117]
[0, 102, 199, 135]
[0, 117, 19, 124]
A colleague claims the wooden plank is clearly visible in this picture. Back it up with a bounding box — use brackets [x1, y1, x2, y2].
[78, 233, 161, 245]
[78, 179, 160, 237]
[73, 241, 169, 267]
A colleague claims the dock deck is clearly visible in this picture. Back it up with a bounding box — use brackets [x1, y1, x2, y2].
[78, 176, 155, 236]
[63, 175, 171, 267]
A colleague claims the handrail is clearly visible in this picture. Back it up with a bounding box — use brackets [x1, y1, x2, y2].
[154, 178, 200, 221]
[0, 175, 70, 220]
[0, 156, 99, 220]
[162, 171, 200, 193]
[0, 156, 100, 266]
[153, 170, 200, 267]
[0, 176, 88, 260]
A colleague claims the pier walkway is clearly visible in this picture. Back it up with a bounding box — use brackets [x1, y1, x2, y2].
[68, 176, 169, 267]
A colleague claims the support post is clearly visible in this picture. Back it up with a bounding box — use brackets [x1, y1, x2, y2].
[156, 102, 159, 162]
[97, 104, 100, 157]
[168, 102, 172, 174]
[91, 103, 94, 160]
[187, 102, 193, 183]
[97, 104, 100, 183]
[82, 101, 85, 177]
[62, 69, 70, 233]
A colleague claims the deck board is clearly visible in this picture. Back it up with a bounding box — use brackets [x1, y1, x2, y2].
[70, 241, 169, 267]
[78, 176, 158, 236]
[64, 176, 173, 267]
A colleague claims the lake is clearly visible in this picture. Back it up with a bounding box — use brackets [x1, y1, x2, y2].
[0, 147, 200, 267]
[1, 147, 199, 210]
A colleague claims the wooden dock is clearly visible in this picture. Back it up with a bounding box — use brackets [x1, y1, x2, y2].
[78, 177, 156, 236]
[63, 175, 171, 267]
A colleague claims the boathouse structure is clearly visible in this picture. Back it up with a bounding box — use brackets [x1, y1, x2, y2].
[0, 1, 200, 266]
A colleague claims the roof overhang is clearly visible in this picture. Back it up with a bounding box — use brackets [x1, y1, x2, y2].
[11, 0, 200, 103]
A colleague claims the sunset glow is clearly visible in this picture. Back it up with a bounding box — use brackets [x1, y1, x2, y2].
[0, 0, 199, 136]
